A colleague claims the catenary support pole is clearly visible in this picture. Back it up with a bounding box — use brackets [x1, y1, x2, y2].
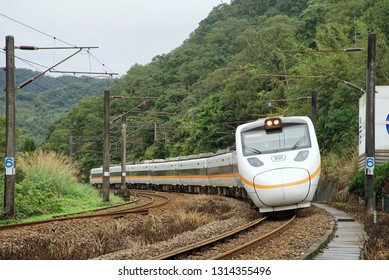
[69, 136, 74, 157]
[4, 35, 16, 218]
[121, 115, 127, 190]
[365, 33, 376, 215]
[102, 90, 110, 202]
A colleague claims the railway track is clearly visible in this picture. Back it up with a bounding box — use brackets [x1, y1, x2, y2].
[212, 214, 296, 260]
[151, 214, 296, 260]
[0, 191, 170, 232]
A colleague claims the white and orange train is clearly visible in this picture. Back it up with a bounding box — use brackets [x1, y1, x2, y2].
[90, 116, 321, 213]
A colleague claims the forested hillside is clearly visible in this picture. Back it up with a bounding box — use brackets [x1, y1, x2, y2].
[42, 0, 389, 181]
[0, 69, 113, 145]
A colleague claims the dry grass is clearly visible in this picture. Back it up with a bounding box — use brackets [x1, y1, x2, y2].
[131, 199, 222, 244]
[0, 195, 237, 259]
[321, 151, 359, 201]
[186, 195, 232, 216]
[18, 150, 79, 181]
[87, 195, 234, 257]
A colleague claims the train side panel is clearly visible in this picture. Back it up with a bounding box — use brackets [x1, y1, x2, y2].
[207, 153, 238, 187]
[151, 161, 178, 186]
[177, 158, 208, 186]
[90, 167, 103, 187]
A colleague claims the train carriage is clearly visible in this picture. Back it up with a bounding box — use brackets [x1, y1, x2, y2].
[90, 167, 103, 187]
[126, 163, 151, 185]
[150, 160, 178, 186]
[206, 152, 237, 187]
[176, 157, 208, 187]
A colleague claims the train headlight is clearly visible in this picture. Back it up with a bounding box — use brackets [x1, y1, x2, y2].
[294, 150, 309, 162]
[247, 157, 264, 167]
[264, 117, 282, 130]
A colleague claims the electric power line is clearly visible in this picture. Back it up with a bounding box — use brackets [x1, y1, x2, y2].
[0, 12, 115, 75]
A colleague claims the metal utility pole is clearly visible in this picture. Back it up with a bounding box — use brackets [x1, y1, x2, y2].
[4, 35, 16, 218]
[102, 90, 110, 202]
[365, 33, 376, 215]
[121, 115, 127, 190]
[154, 122, 158, 142]
[311, 91, 317, 129]
[69, 136, 74, 157]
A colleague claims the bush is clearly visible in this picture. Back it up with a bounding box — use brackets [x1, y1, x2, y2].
[349, 169, 365, 197]
[1, 151, 122, 220]
[349, 161, 389, 198]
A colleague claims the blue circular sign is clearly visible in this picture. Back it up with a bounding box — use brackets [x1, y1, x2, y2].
[5, 157, 14, 168]
[366, 157, 375, 168]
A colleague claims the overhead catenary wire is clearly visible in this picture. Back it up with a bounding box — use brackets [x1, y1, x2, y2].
[215, 3, 366, 95]
[110, 98, 152, 125]
[0, 12, 116, 76]
[1, 49, 115, 107]
[284, 51, 366, 93]
[0, 12, 75, 47]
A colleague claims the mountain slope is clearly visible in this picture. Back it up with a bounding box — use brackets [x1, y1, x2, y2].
[42, 0, 389, 177]
[0, 68, 113, 144]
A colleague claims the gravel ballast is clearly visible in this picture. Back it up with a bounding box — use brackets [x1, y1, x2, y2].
[0, 193, 332, 260]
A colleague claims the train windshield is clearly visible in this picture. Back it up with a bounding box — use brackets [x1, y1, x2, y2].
[242, 123, 311, 156]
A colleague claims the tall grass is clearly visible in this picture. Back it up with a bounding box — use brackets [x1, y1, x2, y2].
[321, 151, 359, 201]
[1, 151, 121, 221]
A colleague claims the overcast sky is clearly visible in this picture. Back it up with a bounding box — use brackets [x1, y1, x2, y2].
[1, 0, 230, 77]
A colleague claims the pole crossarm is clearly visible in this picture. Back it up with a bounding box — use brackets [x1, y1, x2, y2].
[49, 70, 119, 76]
[15, 45, 118, 88]
[111, 96, 158, 99]
[16, 46, 98, 50]
[110, 98, 152, 125]
[284, 48, 365, 53]
[17, 48, 82, 89]
[284, 52, 365, 93]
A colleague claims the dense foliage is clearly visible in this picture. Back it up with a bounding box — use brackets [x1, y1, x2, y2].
[8, 0, 389, 184]
[39, 0, 389, 179]
[349, 161, 389, 197]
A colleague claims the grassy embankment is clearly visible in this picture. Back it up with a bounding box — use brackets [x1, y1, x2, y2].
[0, 151, 122, 223]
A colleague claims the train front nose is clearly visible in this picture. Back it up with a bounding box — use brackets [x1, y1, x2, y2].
[253, 168, 310, 206]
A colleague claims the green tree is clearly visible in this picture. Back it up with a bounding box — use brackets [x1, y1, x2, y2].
[23, 137, 37, 152]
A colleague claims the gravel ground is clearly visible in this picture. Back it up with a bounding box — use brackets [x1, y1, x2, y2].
[97, 205, 331, 260]
[0, 193, 332, 260]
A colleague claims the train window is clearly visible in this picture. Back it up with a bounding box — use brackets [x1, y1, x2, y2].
[242, 123, 311, 156]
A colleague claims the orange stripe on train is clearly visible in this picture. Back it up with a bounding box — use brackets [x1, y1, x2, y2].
[240, 165, 321, 189]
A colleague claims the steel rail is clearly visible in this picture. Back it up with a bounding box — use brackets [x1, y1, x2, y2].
[0, 208, 149, 232]
[211, 214, 296, 260]
[52, 197, 140, 218]
[151, 216, 267, 260]
[0, 191, 171, 232]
